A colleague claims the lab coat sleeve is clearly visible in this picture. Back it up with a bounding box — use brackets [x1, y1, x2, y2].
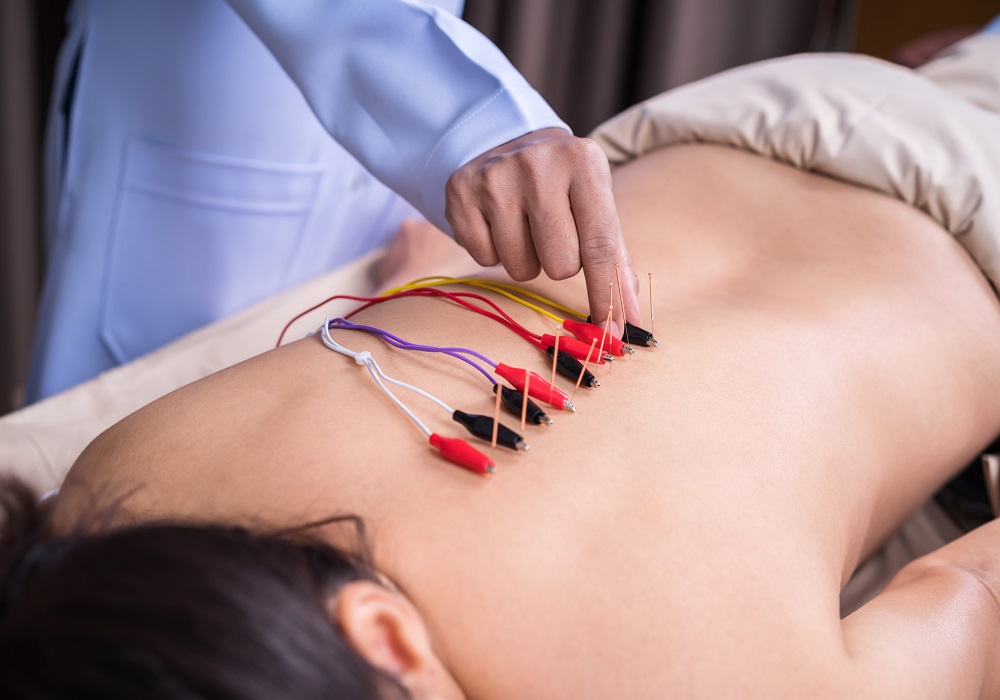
[224, 0, 569, 236]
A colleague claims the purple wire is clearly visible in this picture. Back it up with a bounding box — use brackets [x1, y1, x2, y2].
[328, 318, 498, 385]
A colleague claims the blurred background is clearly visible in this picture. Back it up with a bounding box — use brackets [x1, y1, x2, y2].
[1, 0, 997, 416]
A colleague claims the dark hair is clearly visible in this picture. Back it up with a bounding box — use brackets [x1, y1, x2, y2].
[0, 476, 406, 699]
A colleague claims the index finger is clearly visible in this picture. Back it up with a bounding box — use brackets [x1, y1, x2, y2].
[569, 153, 640, 338]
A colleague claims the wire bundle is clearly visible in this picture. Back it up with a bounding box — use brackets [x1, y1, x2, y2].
[280, 274, 659, 478]
[319, 322, 532, 476]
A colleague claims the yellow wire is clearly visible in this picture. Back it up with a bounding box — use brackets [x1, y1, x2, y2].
[380, 276, 453, 296]
[461, 279, 585, 318]
[381, 276, 587, 322]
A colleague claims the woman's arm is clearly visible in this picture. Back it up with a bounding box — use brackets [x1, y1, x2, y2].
[841, 518, 1000, 699]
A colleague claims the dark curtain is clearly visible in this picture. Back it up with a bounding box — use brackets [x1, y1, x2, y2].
[462, 0, 860, 135]
[0, 0, 42, 414]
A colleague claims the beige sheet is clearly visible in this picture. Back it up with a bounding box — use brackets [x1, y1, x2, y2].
[0, 250, 383, 494]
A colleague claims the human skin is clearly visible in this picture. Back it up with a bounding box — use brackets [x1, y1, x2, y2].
[56, 144, 1000, 698]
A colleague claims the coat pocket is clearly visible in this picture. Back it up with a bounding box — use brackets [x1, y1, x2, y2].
[100, 138, 323, 362]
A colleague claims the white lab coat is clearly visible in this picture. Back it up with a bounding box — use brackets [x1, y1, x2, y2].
[28, 0, 566, 401]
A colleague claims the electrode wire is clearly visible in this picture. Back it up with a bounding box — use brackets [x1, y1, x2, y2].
[369, 360, 455, 414]
[328, 318, 498, 384]
[386, 278, 651, 356]
[384, 276, 582, 322]
[278, 288, 544, 350]
[521, 373, 530, 432]
[321, 323, 502, 473]
[492, 383, 502, 448]
[347, 288, 543, 346]
[320, 323, 433, 437]
[277, 292, 382, 347]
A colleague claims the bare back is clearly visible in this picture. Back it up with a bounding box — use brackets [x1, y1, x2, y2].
[57, 145, 1000, 698]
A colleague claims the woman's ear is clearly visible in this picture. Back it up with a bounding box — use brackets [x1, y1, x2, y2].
[332, 580, 462, 698]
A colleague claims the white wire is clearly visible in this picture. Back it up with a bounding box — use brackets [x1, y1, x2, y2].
[319, 322, 358, 360]
[320, 321, 444, 437]
[320, 321, 456, 414]
[360, 359, 433, 437]
[369, 364, 454, 414]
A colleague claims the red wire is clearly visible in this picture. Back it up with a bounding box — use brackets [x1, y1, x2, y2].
[349, 289, 541, 346]
[429, 290, 543, 347]
[343, 288, 527, 330]
[275, 293, 394, 347]
[275, 287, 543, 348]
[429, 290, 539, 336]
[345, 289, 542, 345]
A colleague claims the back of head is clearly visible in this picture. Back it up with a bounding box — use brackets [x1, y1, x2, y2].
[0, 476, 402, 699]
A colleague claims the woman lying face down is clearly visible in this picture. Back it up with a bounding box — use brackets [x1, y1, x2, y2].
[0, 488, 461, 699]
[3, 143, 1000, 699]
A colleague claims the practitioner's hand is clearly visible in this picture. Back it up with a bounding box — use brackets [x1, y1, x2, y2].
[445, 128, 641, 335]
[376, 218, 475, 293]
